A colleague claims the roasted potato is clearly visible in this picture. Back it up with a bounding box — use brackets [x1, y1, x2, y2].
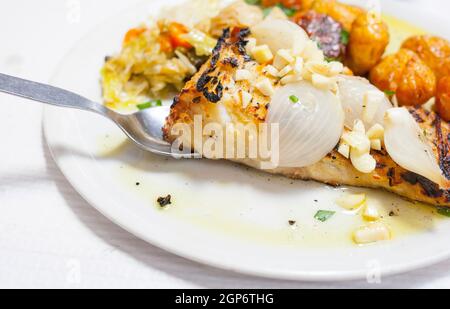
[210, 0, 264, 38]
[345, 12, 389, 76]
[311, 0, 364, 31]
[369, 48, 436, 106]
[436, 76, 450, 121]
[402, 35, 450, 81]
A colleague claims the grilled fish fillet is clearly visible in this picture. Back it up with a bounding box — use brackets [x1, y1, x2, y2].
[163, 28, 450, 207]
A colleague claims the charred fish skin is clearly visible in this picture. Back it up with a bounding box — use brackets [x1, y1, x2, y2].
[164, 28, 450, 207]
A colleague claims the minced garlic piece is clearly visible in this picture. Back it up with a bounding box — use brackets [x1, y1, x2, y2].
[362, 90, 384, 123]
[280, 73, 302, 85]
[353, 120, 366, 134]
[341, 120, 377, 174]
[336, 193, 366, 210]
[278, 65, 293, 77]
[263, 65, 279, 77]
[363, 201, 381, 221]
[342, 131, 370, 155]
[235, 69, 253, 81]
[293, 57, 304, 74]
[256, 78, 275, 97]
[350, 151, 376, 174]
[241, 90, 252, 108]
[338, 142, 350, 159]
[311, 74, 336, 91]
[353, 223, 391, 244]
[277, 49, 295, 64]
[252, 45, 274, 64]
[366, 124, 384, 140]
[370, 139, 382, 151]
[245, 38, 257, 55]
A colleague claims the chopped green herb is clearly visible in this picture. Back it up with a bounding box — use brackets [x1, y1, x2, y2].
[324, 57, 335, 63]
[137, 100, 162, 110]
[245, 0, 261, 5]
[340, 30, 350, 45]
[437, 207, 450, 217]
[314, 210, 336, 222]
[276, 4, 297, 17]
[384, 90, 396, 96]
[262, 7, 273, 17]
[289, 95, 299, 103]
[315, 40, 322, 50]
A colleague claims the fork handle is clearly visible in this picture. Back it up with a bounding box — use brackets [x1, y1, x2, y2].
[0, 73, 108, 115]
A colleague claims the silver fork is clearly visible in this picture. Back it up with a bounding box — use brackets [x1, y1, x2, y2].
[0, 73, 174, 156]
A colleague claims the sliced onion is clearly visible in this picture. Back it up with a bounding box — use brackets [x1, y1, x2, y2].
[337, 75, 392, 128]
[384, 107, 450, 189]
[251, 19, 309, 54]
[266, 81, 344, 167]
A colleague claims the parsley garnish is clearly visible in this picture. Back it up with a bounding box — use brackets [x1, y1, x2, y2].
[262, 7, 273, 17]
[276, 3, 297, 17]
[289, 95, 299, 103]
[245, 0, 261, 5]
[384, 90, 396, 96]
[314, 210, 336, 222]
[340, 30, 350, 45]
[437, 207, 450, 217]
[137, 100, 162, 110]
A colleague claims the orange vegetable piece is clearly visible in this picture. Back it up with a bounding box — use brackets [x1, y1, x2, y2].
[436, 76, 450, 122]
[168, 22, 192, 49]
[123, 28, 146, 45]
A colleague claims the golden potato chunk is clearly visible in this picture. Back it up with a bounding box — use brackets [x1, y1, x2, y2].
[402, 35, 450, 81]
[369, 48, 436, 106]
[345, 12, 389, 76]
[437, 76, 450, 121]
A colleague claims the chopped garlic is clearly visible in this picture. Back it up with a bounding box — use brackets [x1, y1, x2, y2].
[353, 120, 366, 134]
[350, 151, 376, 174]
[353, 223, 391, 244]
[311, 74, 336, 91]
[245, 38, 257, 55]
[278, 65, 293, 77]
[366, 124, 384, 140]
[363, 201, 381, 221]
[241, 91, 252, 109]
[306, 61, 330, 76]
[256, 78, 275, 97]
[338, 142, 350, 159]
[293, 57, 304, 74]
[252, 45, 274, 64]
[280, 73, 302, 85]
[328, 61, 344, 76]
[363, 90, 384, 123]
[273, 54, 289, 70]
[235, 69, 253, 81]
[371, 139, 382, 151]
[263, 65, 279, 77]
[336, 193, 366, 210]
[342, 131, 370, 155]
[277, 49, 294, 64]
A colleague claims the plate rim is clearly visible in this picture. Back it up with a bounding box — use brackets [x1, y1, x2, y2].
[43, 0, 450, 282]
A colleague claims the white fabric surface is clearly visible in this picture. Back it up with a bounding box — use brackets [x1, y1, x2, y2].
[0, 0, 449, 289]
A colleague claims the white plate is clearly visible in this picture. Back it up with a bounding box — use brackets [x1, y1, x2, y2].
[44, 0, 450, 281]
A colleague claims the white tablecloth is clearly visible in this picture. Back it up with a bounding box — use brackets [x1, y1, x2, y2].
[1, 0, 449, 289]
